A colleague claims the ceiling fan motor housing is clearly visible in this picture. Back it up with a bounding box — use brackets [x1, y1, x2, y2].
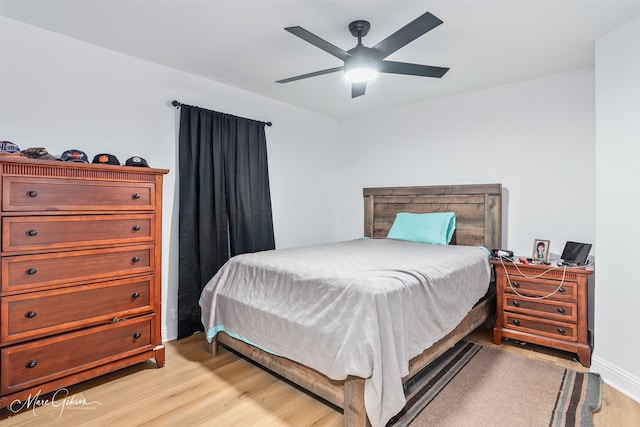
[349, 20, 371, 38]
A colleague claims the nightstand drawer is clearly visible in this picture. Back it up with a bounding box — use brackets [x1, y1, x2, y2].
[1, 276, 154, 343]
[1, 245, 153, 293]
[1, 315, 153, 395]
[501, 275, 577, 302]
[2, 214, 154, 252]
[2, 177, 155, 212]
[503, 296, 577, 322]
[503, 312, 577, 342]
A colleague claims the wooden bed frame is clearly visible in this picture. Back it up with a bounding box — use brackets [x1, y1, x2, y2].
[206, 184, 502, 426]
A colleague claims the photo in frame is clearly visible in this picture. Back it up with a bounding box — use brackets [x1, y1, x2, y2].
[532, 239, 550, 262]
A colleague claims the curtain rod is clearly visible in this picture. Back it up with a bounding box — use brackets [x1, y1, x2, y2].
[171, 100, 272, 127]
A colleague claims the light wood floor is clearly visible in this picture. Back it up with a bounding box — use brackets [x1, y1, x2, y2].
[1, 327, 638, 426]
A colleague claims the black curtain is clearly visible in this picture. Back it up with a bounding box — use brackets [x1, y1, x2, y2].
[177, 104, 275, 339]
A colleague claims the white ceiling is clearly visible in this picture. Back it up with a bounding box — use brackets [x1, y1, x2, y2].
[2, 0, 640, 118]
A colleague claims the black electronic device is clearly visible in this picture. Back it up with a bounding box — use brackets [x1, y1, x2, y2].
[560, 241, 592, 265]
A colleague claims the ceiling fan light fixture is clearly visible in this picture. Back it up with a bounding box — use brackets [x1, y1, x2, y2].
[344, 57, 378, 83]
[278, 12, 448, 97]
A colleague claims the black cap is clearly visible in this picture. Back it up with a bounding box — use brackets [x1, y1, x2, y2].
[92, 153, 120, 165]
[125, 156, 149, 167]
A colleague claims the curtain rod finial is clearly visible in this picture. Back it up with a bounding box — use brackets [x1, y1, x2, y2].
[172, 100, 181, 108]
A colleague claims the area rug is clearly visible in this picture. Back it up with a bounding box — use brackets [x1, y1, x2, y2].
[388, 341, 602, 427]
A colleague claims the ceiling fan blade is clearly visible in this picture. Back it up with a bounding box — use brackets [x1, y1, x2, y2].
[276, 66, 344, 83]
[285, 26, 350, 61]
[373, 11, 443, 59]
[352, 82, 366, 98]
[379, 60, 449, 78]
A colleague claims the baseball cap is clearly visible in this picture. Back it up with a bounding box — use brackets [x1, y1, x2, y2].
[20, 147, 62, 161]
[92, 153, 120, 165]
[0, 141, 21, 156]
[61, 149, 89, 163]
[125, 156, 149, 167]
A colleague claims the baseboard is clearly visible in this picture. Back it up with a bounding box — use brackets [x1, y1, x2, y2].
[591, 355, 640, 403]
[162, 320, 178, 342]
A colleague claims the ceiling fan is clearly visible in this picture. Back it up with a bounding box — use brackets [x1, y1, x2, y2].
[276, 11, 449, 98]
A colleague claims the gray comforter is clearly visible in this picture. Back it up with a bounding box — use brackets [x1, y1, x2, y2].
[199, 238, 491, 427]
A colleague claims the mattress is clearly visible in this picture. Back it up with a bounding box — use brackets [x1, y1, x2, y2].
[199, 238, 491, 427]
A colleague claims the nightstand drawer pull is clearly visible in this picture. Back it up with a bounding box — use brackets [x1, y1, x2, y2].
[27, 191, 38, 198]
[132, 256, 140, 263]
[512, 301, 520, 307]
[25, 268, 38, 275]
[132, 225, 141, 231]
[133, 332, 141, 339]
[558, 287, 565, 293]
[132, 292, 140, 299]
[557, 328, 566, 334]
[132, 193, 141, 200]
[26, 229, 38, 237]
[25, 311, 37, 319]
[512, 281, 520, 288]
[26, 360, 38, 369]
[513, 319, 520, 326]
[557, 307, 566, 314]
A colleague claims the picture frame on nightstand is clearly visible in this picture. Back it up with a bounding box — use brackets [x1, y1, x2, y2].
[532, 239, 550, 262]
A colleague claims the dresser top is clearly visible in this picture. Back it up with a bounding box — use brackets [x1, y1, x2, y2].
[0, 156, 168, 180]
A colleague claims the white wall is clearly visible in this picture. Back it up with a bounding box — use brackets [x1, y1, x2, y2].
[593, 14, 640, 402]
[335, 69, 596, 261]
[0, 18, 339, 341]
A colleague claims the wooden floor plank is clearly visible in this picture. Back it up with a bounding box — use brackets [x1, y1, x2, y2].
[0, 328, 636, 426]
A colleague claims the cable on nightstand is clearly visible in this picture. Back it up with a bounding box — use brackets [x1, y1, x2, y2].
[498, 256, 568, 300]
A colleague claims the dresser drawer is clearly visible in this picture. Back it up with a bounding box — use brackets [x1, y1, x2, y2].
[503, 295, 577, 322]
[1, 276, 155, 344]
[1, 315, 153, 395]
[503, 312, 577, 342]
[2, 177, 154, 212]
[1, 245, 153, 293]
[2, 214, 154, 252]
[501, 275, 577, 302]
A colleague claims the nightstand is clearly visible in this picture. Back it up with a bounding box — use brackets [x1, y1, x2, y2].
[491, 260, 593, 367]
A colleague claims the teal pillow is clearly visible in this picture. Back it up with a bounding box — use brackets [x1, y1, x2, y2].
[387, 212, 456, 245]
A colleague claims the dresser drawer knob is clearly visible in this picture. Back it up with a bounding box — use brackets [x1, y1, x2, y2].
[25, 311, 37, 319]
[133, 332, 141, 339]
[558, 287, 565, 293]
[132, 225, 141, 232]
[557, 307, 566, 314]
[26, 191, 38, 198]
[512, 301, 520, 307]
[513, 319, 520, 326]
[132, 193, 141, 200]
[512, 281, 520, 288]
[132, 256, 140, 263]
[26, 360, 38, 369]
[132, 292, 140, 299]
[26, 229, 38, 237]
[557, 328, 566, 334]
[25, 268, 38, 275]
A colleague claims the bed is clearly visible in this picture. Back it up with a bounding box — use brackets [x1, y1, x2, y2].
[200, 184, 502, 427]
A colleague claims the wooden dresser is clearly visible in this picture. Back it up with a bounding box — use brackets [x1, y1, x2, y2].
[491, 260, 593, 367]
[0, 157, 168, 408]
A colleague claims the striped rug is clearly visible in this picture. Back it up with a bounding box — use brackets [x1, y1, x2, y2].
[388, 341, 602, 427]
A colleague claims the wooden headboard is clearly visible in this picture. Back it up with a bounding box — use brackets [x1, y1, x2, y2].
[363, 184, 502, 249]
